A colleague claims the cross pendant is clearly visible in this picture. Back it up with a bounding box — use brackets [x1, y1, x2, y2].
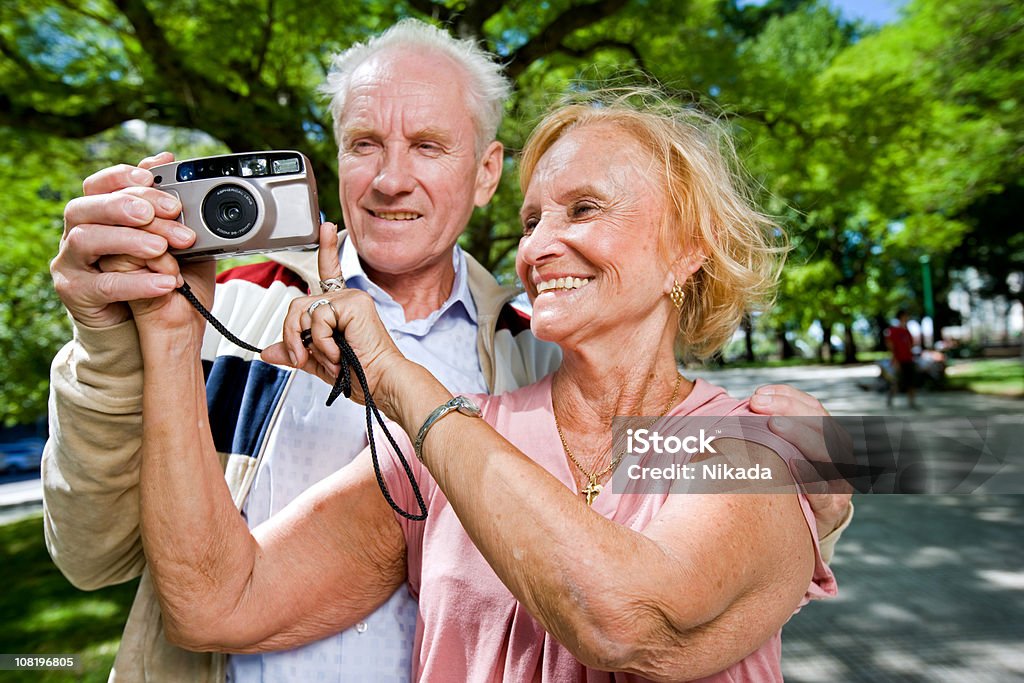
[582, 479, 603, 506]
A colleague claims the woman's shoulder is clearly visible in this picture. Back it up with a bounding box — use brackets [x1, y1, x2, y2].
[671, 377, 756, 417]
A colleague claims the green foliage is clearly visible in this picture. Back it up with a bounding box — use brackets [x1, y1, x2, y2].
[727, 0, 1022, 359]
[1, 0, 1020, 418]
[0, 514, 138, 681]
[0, 134, 76, 426]
[0, 126, 225, 425]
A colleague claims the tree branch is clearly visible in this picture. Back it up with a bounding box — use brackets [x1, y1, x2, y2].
[0, 92, 157, 138]
[112, 0, 189, 83]
[0, 33, 44, 79]
[506, 0, 630, 79]
[405, 0, 455, 26]
[111, 0, 246, 125]
[53, 0, 123, 30]
[453, 0, 505, 38]
[250, 0, 276, 81]
[557, 38, 648, 73]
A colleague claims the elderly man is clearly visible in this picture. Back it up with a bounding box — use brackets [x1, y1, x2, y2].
[44, 19, 851, 683]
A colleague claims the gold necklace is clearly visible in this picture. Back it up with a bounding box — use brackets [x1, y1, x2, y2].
[554, 373, 683, 506]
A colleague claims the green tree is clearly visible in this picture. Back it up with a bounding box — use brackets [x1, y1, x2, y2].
[2, 0, 1020, 422]
[2, 0, 816, 419]
[730, 0, 1021, 360]
[0, 0, 653, 423]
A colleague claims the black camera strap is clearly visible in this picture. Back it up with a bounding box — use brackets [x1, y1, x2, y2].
[177, 281, 428, 521]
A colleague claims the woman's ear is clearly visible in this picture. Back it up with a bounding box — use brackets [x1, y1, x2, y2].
[663, 249, 705, 294]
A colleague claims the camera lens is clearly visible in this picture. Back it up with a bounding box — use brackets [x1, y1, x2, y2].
[220, 202, 243, 223]
[202, 184, 258, 239]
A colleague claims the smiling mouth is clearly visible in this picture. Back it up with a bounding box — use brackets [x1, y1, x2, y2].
[536, 277, 591, 294]
[369, 210, 421, 221]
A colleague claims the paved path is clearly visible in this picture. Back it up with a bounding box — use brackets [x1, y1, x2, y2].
[685, 363, 1024, 681]
[0, 475, 43, 524]
[682, 362, 1022, 417]
[783, 494, 1024, 682]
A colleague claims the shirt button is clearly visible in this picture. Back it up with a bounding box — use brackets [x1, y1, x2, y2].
[355, 622, 368, 634]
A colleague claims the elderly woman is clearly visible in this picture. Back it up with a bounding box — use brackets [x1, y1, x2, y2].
[136, 89, 835, 682]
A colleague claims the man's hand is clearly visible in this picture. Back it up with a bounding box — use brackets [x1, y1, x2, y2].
[749, 385, 853, 540]
[51, 152, 201, 328]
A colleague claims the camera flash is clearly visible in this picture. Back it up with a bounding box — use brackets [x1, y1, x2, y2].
[272, 158, 301, 174]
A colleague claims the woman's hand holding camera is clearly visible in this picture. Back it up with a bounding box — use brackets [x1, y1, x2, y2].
[262, 225, 409, 411]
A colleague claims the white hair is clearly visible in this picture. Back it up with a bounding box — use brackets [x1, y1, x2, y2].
[319, 19, 511, 156]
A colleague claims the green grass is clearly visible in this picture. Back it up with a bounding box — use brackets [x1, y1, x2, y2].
[946, 358, 1024, 397]
[0, 513, 137, 682]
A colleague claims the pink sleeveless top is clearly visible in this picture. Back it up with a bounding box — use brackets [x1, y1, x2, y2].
[378, 376, 837, 682]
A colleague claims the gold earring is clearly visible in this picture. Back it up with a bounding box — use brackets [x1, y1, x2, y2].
[669, 280, 685, 309]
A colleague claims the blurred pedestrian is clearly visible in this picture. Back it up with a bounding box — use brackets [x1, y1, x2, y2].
[884, 309, 918, 409]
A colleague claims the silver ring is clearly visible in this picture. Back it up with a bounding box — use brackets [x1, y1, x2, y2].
[306, 298, 332, 316]
[319, 277, 346, 293]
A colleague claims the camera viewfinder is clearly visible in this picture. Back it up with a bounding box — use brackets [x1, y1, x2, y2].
[240, 157, 269, 177]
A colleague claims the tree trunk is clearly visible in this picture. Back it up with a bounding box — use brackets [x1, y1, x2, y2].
[776, 325, 795, 360]
[819, 322, 833, 363]
[843, 320, 858, 363]
[742, 314, 755, 362]
[873, 314, 890, 352]
[1005, 300, 1014, 344]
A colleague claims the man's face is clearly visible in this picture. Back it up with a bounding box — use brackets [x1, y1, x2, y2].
[337, 49, 502, 280]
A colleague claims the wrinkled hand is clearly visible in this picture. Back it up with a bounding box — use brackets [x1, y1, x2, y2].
[749, 385, 854, 539]
[261, 225, 406, 406]
[51, 152, 206, 328]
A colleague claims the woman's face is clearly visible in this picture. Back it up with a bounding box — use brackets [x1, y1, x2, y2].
[516, 122, 675, 349]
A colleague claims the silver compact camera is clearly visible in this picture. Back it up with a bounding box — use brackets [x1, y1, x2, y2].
[151, 151, 321, 261]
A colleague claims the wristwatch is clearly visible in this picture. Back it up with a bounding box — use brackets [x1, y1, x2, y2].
[414, 396, 481, 462]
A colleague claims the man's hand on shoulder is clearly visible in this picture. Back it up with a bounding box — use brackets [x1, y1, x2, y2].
[749, 384, 853, 540]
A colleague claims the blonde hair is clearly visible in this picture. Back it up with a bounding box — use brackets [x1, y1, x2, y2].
[519, 86, 786, 360]
[320, 19, 511, 157]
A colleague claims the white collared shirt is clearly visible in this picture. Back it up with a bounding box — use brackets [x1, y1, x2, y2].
[228, 237, 486, 682]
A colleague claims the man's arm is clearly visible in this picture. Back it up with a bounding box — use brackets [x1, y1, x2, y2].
[43, 321, 148, 589]
[43, 153, 196, 588]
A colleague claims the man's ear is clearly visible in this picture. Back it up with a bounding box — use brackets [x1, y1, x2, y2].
[662, 249, 706, 295]
[474, 140, 504, 207]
